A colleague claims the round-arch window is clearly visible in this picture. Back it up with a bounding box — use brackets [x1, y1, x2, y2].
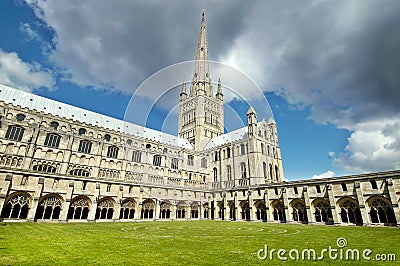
[104, 134, 111, 141]
[146, 144, 151, 149]
[50, 121, 59, 130]
[16, 114, 26, 121]
[78, 128, 86, 135]
[163, 148, 168, 154]
[126, 139, 132, 145]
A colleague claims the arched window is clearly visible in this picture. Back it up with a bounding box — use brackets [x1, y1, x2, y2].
[240, 144, 245, 155]
[269, 164, 273, 180]
[263, 162, 267, 178]
[33, 163, 57, 173]
[35, 195, 62, 220]
[291, 200, 308, 223]
[226, 165, 232, 180]
[70, 168, 90, 177]
[275, 165, 279, 181]
[338, 198, 362, 224]
[261, 143, 265, 154]
[314, 199, 333, 223]
[272, 201, 286, 222]
[316, 185, 321, 193]
[226, 147, 231, 158]
[104, 134, 111, 141]
[78, 140, 92, 154]
[44, 133, 61, 148]
[240, 163, 247, 179]
[67, 197, 90, 220]
[95, 198, 115, 220]
[341, 183, 347, 192]
[78, 128, 86, 135]
[50, 121, 59, 130]
[16, 114, 26, 121]
[5, 125, 25, 141]
[119, 200, 136, 220]
[1, 193, 29, 219]
[107, 145, 119, 159]
[153, 155, 161, 166]
[368, 197, 397, 224]
[213, 167, 218, 182]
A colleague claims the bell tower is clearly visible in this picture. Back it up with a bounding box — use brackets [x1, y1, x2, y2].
[178, 11, 224, 150]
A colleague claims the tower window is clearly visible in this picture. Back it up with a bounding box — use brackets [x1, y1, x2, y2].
[50, 121, 59, 130]
[153, 155, 161, 166]
[131, 150, 142, 163]
[78, 140, 92, 154]
[240, 144, 245, 155]
[240, 163, 247, 179]
[44, 133, 61, 148]
[104, 134, 111, 141]
[78, 128, 86, 135]
[107, 145, 119, 159]
[187, 155, 194, 166]
[171, 158, 179, 170]
[341, 183, 347, 192]
[5, 125, 25, 141]
[16, 114, 26, 121]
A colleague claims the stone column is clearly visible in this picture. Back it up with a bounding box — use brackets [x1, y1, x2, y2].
[386, 178, 400, 226]
[303, 186, 315, 224]
[113, 185, 124, 220]
[171, 203, 177, 220]
[327, 184, 340, 224]
[134, 197, 140, 220]
[199, 200, 204, 220]
[187, 205, 192, 220]
[234, 193, 240, 221]
[0, 174, 13, 212]
[137, 188, 143, 220]
[354, 181, 369, 225]
[282, 188, 292, 223]
[223, 196, 229, 221]
[264, 189, 270, 222]
[154, 199, 160, 221]
[88, 182, 100, 221]
[249, 191, 256, 221]
[27, 177, 45, 221]
[59, 181, 74, 222]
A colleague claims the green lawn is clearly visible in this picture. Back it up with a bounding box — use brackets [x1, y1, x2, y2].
[0, 221, 398, 265]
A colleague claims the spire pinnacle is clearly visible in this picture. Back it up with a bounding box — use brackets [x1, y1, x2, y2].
[190, 10, 212, 97]
[180, 80, 187, 101]
[216, 78, 223, 101]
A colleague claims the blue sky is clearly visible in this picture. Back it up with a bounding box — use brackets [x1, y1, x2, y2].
[1, 1, 399, 181]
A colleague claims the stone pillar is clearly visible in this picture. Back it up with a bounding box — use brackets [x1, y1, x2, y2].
[327, 184, 340, 224]
[171, 203, 177, 220]
[212, 199, 217, 220]
[223, 196, 229, 221]
[113, 185, 124, 220]
[187, 205, 192, 220]
[282, 188, 292, 223]
[303, 186, 315, 224]
[88, 182, 100, 221]
[0, 174, 13, 212]
[154, 199, 160, 221]
[354, 181, 369, 225]
[134, 197, 140, 220]
[249, 191, 256, 221]
[199, 200, 204, 220]
[59, 181, 74, 222]
[234, 193, 240, 221]
[137, 187, 143, 220]
[27, 177, 45, 221]
[264, 189, 270, 222]
[386, 178, 400, 225]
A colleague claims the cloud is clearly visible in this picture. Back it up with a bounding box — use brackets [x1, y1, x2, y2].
[312, 171, 335, 180]
[0, 49, 55, 92]
[333, 118, 400, 172]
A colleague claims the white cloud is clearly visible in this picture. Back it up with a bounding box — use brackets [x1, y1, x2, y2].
[312, 171, 335, 179]
[0, 50, 55, 92]
[333, 117, 400, 172]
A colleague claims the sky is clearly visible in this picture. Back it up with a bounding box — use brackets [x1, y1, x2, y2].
[0, 0, 399, 181]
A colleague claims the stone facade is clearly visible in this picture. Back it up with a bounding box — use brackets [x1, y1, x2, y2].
[0, 11, 399, 226]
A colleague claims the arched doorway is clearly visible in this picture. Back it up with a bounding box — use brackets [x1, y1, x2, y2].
[290, 199, 308, 223]
[120, 199, 136, 220]
[67, 196, 91, 220]
[337, 197, 363, 225]
[35, 194, 63, 220]
[271, 200, 286, 222]
[1, 192, 30, 220]
[95, 197, 115, 220]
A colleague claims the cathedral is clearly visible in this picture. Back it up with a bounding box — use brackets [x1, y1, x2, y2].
[0, 11, 399, 226]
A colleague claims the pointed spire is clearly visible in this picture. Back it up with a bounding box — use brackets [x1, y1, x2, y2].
[190, 10, 212, 97]
[216, 78, 223, 101]
[180, 80, 187, 101]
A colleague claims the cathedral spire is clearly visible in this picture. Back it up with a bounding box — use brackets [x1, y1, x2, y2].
[190, 10, 213, 97]
[216, 78, 223, 101]
[180, 79, 187, 101]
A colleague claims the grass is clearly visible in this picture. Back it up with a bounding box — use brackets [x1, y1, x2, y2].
[0, 221, 399, 265]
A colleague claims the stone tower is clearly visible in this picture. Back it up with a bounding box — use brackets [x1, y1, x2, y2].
[178, 11, 224, 150]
